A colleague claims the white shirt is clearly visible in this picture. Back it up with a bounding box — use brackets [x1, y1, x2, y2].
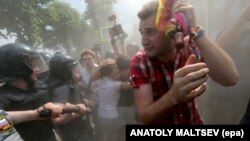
[80, 64, 98, 85]
[81, 67, 90, 85]
[96, 77, 121, 119]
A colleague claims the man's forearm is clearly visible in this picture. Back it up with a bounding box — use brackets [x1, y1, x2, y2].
[196, 35, 239, 86]
[7, 110, 39, 124]
[111, 40, 121, 56]
[137, 90, 177, 124]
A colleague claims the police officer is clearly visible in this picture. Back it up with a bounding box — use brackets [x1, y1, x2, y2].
[0, 43, 63, 141]
[47, 54, 93, 141]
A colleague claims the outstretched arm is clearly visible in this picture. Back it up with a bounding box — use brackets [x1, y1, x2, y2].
[7, 102, 63, 124]
[216, 5, 250, 49]
[173, 0, 239, 86]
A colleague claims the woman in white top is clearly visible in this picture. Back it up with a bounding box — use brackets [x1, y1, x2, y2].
[94, 58, 131, 141]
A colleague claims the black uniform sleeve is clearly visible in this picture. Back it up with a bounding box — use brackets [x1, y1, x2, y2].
[49, 85, 70, 104]
[0, 95, 11, 110]
[240, 99, 250, 124]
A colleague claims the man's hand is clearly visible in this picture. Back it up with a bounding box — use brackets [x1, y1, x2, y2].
[82, 99, 95, 109]
[170, 55, 209, 104]
[172, 0, 197, 28]
[43, 102, 63, 118]
[76, 103, 91, 115]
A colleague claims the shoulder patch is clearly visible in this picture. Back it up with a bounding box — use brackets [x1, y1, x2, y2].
[0, 115, 13, 133]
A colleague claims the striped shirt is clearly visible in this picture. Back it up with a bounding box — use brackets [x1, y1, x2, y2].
[130, 42, 203, 124]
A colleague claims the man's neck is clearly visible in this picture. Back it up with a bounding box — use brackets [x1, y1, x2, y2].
[156, 49, 176, 63]
[9, 79, 29, 90]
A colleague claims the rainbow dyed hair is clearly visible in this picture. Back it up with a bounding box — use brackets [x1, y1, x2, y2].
[155, 0, 190, 38]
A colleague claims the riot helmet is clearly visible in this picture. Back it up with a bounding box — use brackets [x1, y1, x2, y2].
[39, 51, 52, 65]
[0, 43, 48, 83]
[49, 54, 78, 81]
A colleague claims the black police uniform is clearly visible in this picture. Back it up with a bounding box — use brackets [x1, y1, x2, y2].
[47, 54, 93, 141]
[0, 43, 56, 141]
[0, 84, 56, 141]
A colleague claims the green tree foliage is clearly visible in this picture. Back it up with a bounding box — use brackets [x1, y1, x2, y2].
[0, 0, 90, 55]
[41, 1, 89, 54]
[0, 0, 51, 46]
[0, 0, 117, 56]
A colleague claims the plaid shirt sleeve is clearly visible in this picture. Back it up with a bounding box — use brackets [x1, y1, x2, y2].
[130, 54, 150, 89]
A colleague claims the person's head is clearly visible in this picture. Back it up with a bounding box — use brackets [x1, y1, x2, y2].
[138, 0, 174, 58]
[116, 56, 130, 79]
[80, 49, 96, 68]
[91, 44, 105, 64]
[104, 51, 116, 60]
[0, 43, 48, 88]
[126, 42, 140, 58]
[99, 58, 120, 80]
[39, 51, 52, 65]
[49, 54, 79, 82]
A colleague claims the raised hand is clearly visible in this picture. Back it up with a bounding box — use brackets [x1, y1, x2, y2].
[170, 55, 209, 104]
[172, 0, 197, 28]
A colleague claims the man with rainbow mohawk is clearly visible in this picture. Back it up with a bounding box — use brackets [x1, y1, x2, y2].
[130, 0, 239, 124]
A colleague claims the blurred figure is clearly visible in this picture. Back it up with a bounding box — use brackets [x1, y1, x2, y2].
[91, 44, 105, 65]
[79, 49, 98, 86]
[93, 58, 131, 141]
[79, 49, 100, 141]
[116, 56, 138, 141]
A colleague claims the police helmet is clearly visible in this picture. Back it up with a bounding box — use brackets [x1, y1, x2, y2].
[0, 43, 48, 83]
[49, 54, 78, 81]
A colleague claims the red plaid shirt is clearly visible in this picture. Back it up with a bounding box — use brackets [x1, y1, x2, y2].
[130, 42, 203, 125]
